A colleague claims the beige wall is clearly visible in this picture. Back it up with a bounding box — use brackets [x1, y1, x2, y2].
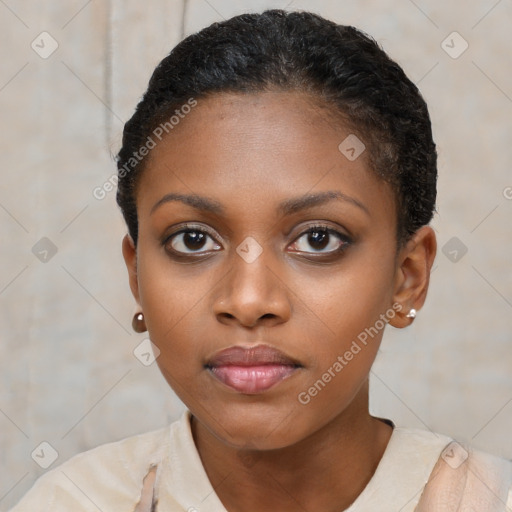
[1, 0, 511, 508]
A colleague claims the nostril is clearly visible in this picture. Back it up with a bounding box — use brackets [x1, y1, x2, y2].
[216, 312, 237, 322]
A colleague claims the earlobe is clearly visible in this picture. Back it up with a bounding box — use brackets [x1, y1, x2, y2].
[122, 234, 140, 304]
[389, 226, 437, 328]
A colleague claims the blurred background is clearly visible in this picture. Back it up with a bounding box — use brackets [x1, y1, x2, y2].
[1, 0, 511, 508]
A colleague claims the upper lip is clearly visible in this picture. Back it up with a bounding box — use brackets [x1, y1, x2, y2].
[206, 344, 301, 368]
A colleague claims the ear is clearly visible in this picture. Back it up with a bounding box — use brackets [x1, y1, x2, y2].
[122, 234, 141, 305]
[388, 226, 437, 328]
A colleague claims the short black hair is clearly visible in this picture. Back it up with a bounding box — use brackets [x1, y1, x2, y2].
[116, 9, 437, 246]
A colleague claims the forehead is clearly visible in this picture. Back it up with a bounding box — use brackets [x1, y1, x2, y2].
[137, 90, 395, 223]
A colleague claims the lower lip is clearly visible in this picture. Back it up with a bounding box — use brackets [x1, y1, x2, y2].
[209, 364, 298, 394]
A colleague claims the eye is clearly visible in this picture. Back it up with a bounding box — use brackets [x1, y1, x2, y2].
[288, 225, 351, 255]
[164, 224, 221, 255]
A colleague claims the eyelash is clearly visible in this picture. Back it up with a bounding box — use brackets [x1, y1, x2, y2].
[163, 222, 352, 259]
[288, 224, 352, 256]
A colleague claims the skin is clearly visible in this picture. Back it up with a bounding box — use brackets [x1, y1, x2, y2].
[122, 90, 437, 511]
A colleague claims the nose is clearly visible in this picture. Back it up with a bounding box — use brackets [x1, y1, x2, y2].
[212, 245, 292, 328]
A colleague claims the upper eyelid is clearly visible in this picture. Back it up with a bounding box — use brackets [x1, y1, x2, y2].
[289, 227, 351, 249]
[164, 223, 219, 241]
[166, 222, 347, 238]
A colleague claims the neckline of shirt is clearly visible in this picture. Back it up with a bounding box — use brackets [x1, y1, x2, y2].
[160, 410, 450, 511]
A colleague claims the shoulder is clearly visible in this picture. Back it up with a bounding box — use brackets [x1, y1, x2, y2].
[381, 424, 512, 511]
[351, 425, 455, 510]
[8, 421, 175, 512]
[405, 426, 512, 511]
[466, 444, 512, 509]
[385, 425, 454, 464]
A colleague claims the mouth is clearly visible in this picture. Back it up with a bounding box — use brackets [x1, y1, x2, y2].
[205, 344, 302, 394]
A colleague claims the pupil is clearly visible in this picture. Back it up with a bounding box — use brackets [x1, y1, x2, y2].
[309, 230, 329, 250]
[184, 231, 205, 250]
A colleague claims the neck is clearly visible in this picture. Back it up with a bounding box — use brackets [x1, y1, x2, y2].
[191, 382, 394, 512]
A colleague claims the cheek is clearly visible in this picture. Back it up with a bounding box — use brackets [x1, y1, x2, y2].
[136, 249, 209, 360]
[297, 249, 396, 388]
[301, 252, 395, 347]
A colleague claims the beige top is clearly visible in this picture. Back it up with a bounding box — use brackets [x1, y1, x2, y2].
[9, 410, 512, 511]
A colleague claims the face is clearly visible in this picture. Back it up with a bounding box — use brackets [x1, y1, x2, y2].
[123, 90, 430, 450]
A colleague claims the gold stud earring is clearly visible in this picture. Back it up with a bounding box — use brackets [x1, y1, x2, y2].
[132, 311, 147, 333]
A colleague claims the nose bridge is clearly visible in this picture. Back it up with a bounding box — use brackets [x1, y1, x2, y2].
[213, 236, 291, 326]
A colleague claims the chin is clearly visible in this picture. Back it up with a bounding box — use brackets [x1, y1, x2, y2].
[192, 400, 311, 450]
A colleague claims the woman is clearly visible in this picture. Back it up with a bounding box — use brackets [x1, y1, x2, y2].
[10, 9, 512, 511]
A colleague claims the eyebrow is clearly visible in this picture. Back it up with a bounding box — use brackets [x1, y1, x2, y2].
[277, 191, 369, 216]
[150, 190, 369, 217]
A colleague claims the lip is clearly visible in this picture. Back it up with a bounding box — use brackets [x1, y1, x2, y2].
[206, 344, 302, 394]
